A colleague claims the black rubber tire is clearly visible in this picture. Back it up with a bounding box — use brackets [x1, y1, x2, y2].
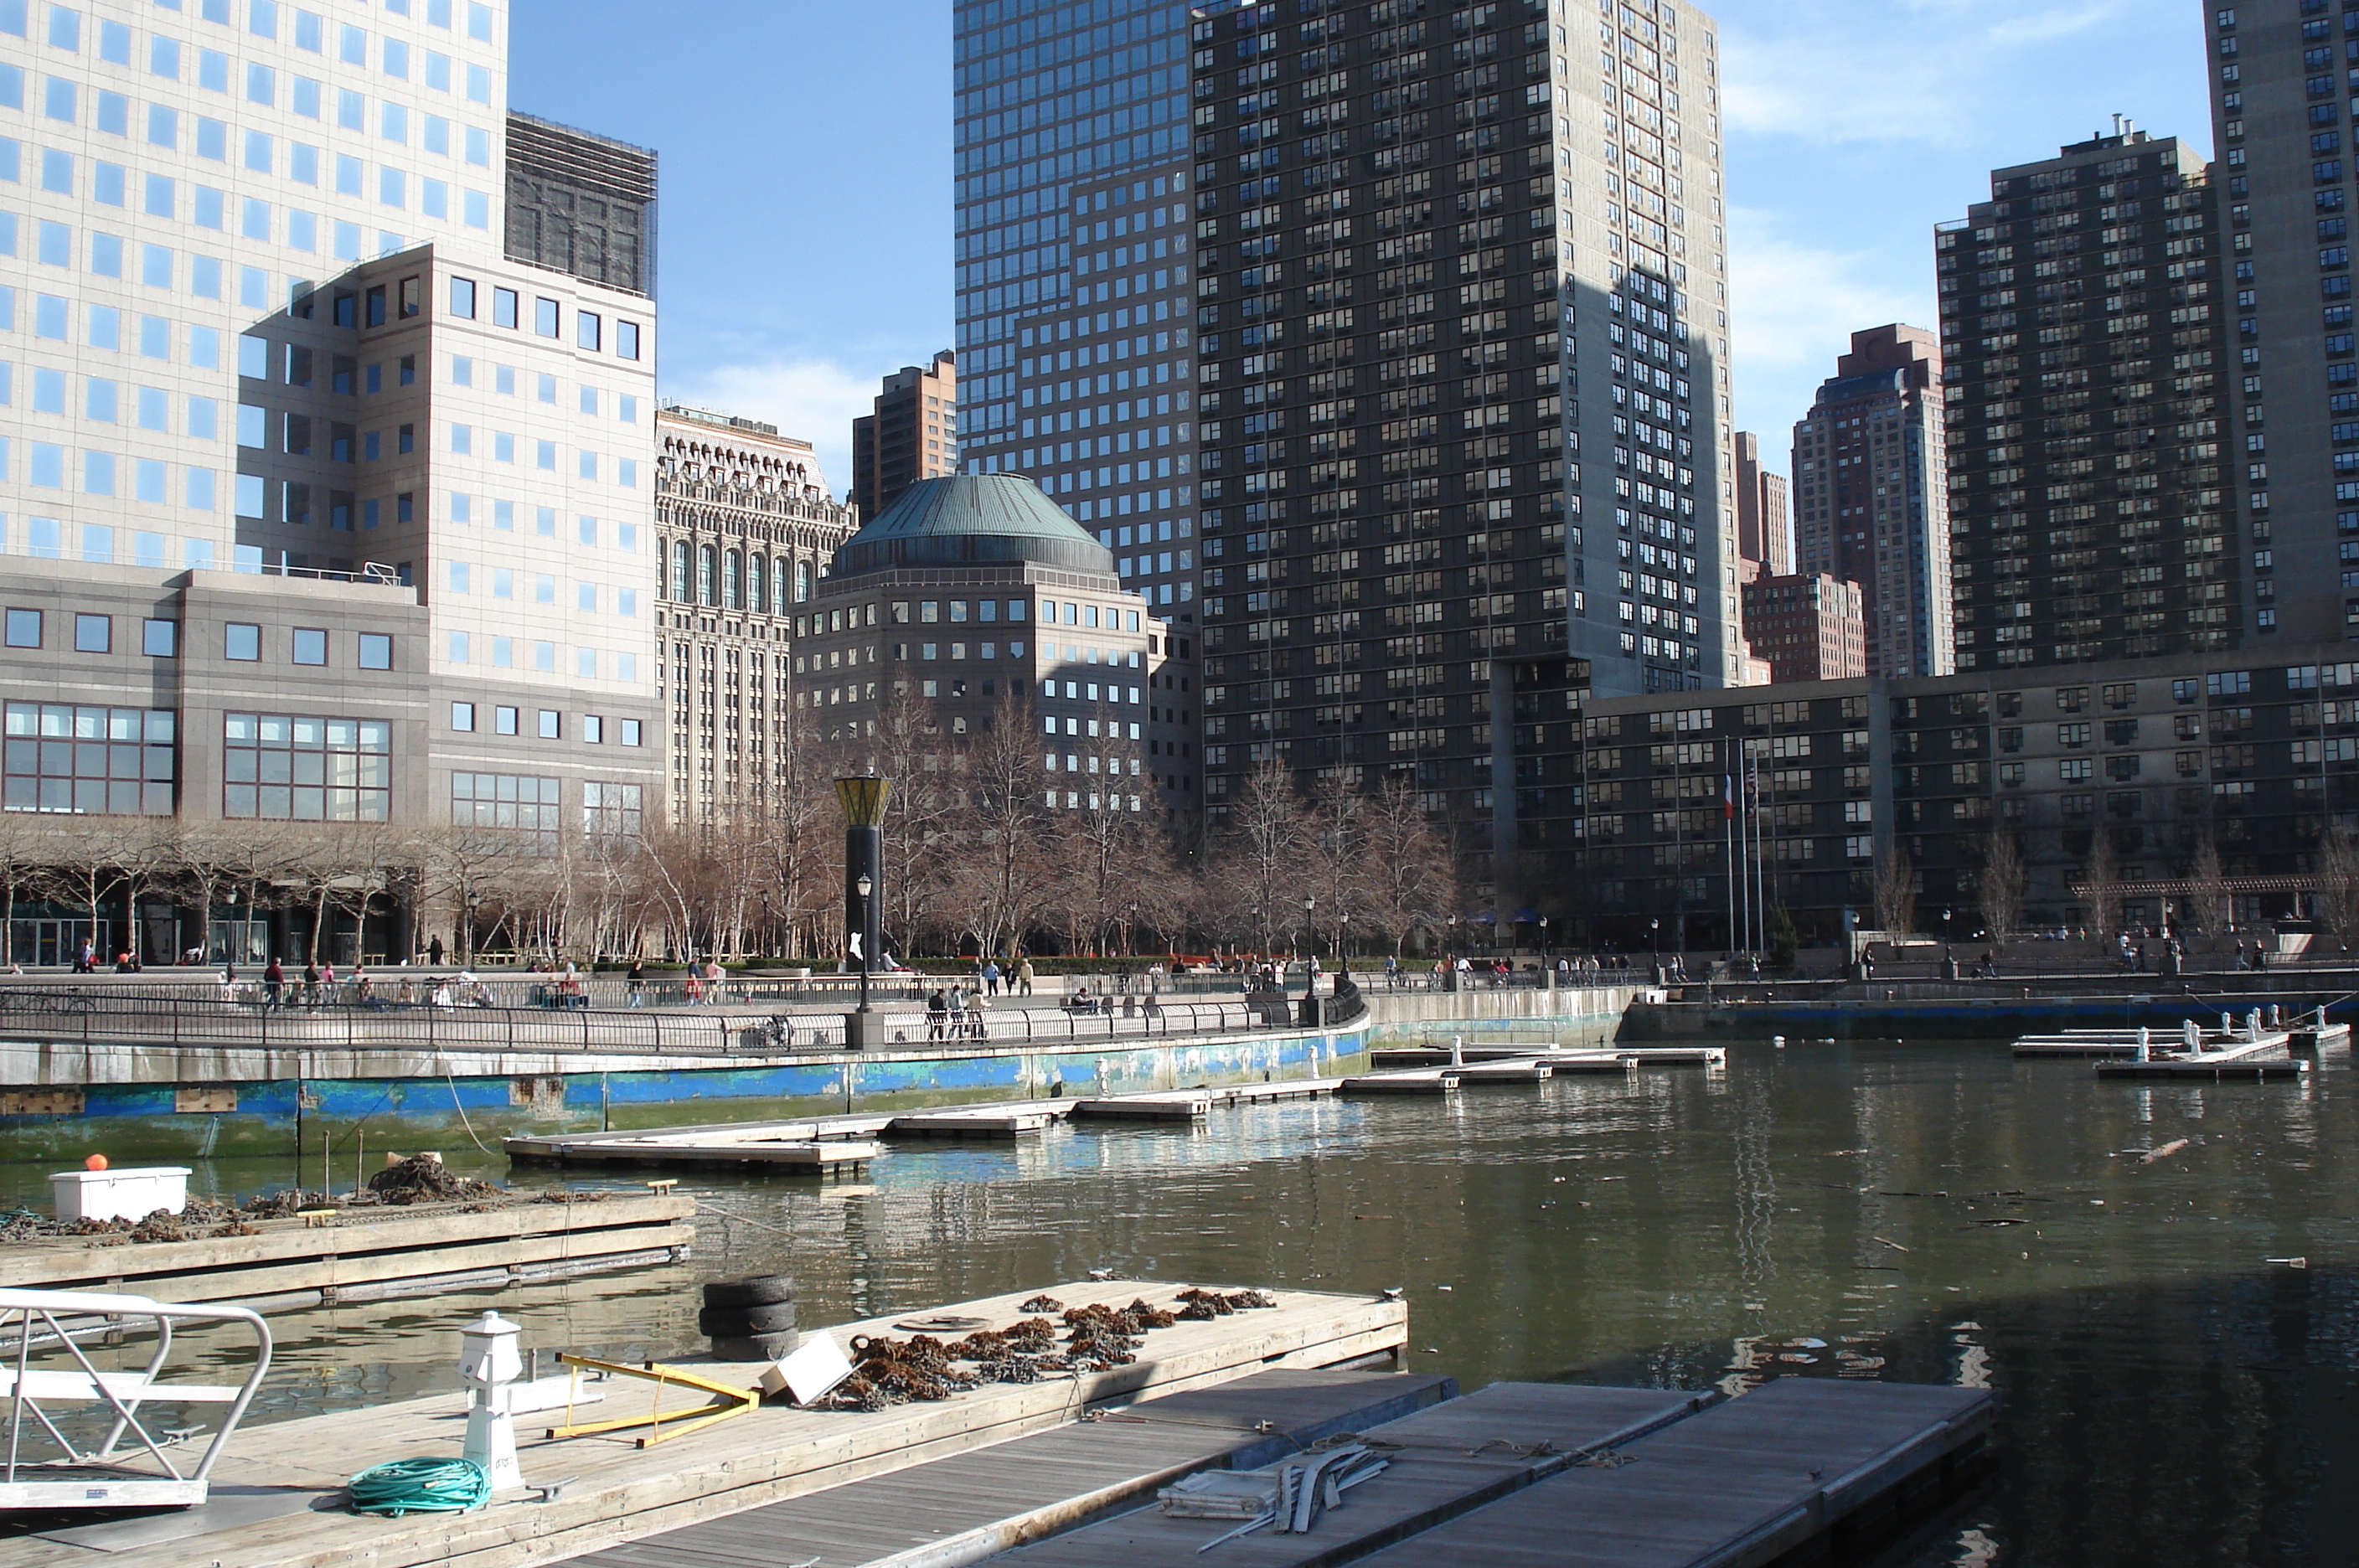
[710, 1329, 799, 1362]
[698, 1302, 797, 1337]
[703, 1274, 795, 1309]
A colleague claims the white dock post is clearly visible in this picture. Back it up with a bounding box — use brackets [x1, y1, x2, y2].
[459, 1311, 524, 1491]
[2247, 1009, 2263, 1040]
[2135, 1027, 2150, 1063]
[1449, 1035, 1464, 1068]
[2184, 1019, 2202, 1054]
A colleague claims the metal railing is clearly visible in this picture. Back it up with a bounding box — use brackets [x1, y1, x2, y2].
[0, 988, 1298, 1057]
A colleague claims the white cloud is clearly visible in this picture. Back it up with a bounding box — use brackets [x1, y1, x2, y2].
[1726, 210, 1934, 456]
[661, 356, 878, 500]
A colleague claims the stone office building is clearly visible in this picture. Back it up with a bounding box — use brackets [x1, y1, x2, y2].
[653, 406, 857, 826]
[789, 475, 1199, 819]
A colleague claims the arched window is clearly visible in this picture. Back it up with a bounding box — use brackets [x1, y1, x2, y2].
[775, 557, 793, 615]
[746, 554, 767, 617]
[698, 544, 717, 607]
[796, 560, 814, 603]
[723, 549, 743, 611]
[671, 539, 691, 603]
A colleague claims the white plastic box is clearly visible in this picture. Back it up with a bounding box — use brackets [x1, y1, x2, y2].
[50, 1167, 192, 1224]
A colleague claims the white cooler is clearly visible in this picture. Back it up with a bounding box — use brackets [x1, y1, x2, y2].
[50, 1166, 192, 1223]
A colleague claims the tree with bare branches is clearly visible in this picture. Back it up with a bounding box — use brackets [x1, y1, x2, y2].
[1358, 771, 1458, 959]
[1872, 841, 1918, 937]
[1214, 760, 1313, 957]
[1977, 829, 2026, 941]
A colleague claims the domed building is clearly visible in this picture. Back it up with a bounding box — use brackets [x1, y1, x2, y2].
[787, 475, 1199, 818]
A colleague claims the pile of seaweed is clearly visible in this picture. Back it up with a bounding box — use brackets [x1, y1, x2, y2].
[815, 1289, 1281, 1413]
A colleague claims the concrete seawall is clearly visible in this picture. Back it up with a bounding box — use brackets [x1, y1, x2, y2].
[1365, 984, 1646, 1036]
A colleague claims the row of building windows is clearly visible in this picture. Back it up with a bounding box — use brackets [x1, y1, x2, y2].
[0, 606, 395, 668]
[447, 276, 642, 360]
[443, 636, 637, 683]
[2, 133, 493, 240]
[448, 702, 643, 747]
[2, 700, 173, 814]
[659, 539, 810, 612]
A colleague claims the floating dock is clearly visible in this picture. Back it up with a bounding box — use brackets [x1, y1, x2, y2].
[2095, 1053, 2309, 1081]
[568, 1370, 1991, 1568]
[9, 1278, 1405, 1568]
[2011, 1027, 2289, 1057]
[1369, 1044, 1724, 1070]
[0, 1191, 693, 1310]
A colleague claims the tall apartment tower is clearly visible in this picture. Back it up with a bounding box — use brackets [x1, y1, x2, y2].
[1190, 0, 1736, 922]
[1938, 128, 2238, 671]
[1731, 430, 1788, 573]
[1786, 325, 1951, 678]
[653, 407, 856, 826]
[0, 0, 663, 880]
[2209, 4, 2359, 643]
[851, 352, 958, 521]
[948, 0, 1195, 475]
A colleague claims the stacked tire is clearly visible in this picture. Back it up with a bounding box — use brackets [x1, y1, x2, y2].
[701, 1274, 797, 1361]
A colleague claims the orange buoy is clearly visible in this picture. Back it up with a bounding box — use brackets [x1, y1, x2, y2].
[84, 1153, 107, 1171]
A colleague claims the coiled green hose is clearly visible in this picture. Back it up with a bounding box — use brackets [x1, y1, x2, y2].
[348, 1457, 492, 1515]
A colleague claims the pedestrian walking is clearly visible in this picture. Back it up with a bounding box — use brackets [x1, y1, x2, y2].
[428, 934, 445, 967]
[927, 988, 949, 1042]
[947, 985, 968, 1037]
[302, 960, 320, 1007]
[967, 988, 989, 1039]
[1017, 957, 1035, 995]
[627, 959, 646, 1008]
[983, 959, 1003, 997]
[264, 957, 285, 1009]
[685, 963, 706, 1005]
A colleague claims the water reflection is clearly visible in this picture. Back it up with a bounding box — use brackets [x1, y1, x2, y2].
[2, 1040, 2355, 1561]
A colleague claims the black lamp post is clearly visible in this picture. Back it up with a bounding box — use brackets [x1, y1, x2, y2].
[836, 772, 891, 1050]
[1302, 897, 1316, 985]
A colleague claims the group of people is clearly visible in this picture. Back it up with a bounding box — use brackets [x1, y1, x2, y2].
[963, 957, 1037, 996]
[235, 958, 491, 1010]
[924, 984, 990, 1040]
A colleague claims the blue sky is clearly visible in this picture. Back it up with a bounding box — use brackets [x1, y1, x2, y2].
[509, 0, 2213, 498]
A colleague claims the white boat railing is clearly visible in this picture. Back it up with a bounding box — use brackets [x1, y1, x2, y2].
[0, 1287, 272, 1510]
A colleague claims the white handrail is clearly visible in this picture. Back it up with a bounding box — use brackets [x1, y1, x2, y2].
[0, 1287, 272, 1508]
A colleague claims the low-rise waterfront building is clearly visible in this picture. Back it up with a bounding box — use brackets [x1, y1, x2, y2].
[1567, 645, 2359, 947]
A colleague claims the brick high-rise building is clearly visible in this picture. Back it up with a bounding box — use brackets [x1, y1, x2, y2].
[1789, 325, 1952, 678]
[1189, 0, 1737, 927]
[1938, 128, 2237, 672]
[1737, 570, 1865, 683]
[1732, 431, 1789, 574]
[2208, 5, 2359, 644]
[851, 353, 958, 522]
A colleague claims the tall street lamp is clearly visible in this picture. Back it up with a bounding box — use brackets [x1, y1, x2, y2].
[1302, 897, 1316, 986]
[835, 772, 892, 1050]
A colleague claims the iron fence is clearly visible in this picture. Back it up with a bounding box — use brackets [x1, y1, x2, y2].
[0, 988, 1294, 1057]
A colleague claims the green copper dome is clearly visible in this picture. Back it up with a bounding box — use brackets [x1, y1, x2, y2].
[829, 475, 1115, 577]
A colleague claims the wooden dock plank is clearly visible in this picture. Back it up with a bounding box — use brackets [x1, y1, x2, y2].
[562, 1370, 1455, 1568]
[0, 1194, 694, 1299]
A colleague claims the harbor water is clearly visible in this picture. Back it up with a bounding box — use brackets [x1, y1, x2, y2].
[5, 1035, 2356, 1565]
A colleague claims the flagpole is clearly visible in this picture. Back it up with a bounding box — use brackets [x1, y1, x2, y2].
[1723, 745, 1737, 959]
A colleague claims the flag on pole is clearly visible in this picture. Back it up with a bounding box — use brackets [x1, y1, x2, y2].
[1722, 774, 1736, 820]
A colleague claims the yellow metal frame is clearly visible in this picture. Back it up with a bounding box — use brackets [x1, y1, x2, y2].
[543, 1354, 759, 1448]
